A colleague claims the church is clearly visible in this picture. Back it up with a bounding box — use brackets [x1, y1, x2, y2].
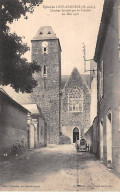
[30, 26, 91, 144]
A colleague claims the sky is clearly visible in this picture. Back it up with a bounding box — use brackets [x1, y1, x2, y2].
[10, 0, 104, 76]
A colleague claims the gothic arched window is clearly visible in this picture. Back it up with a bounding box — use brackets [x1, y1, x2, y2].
[68, 87, 83, 112]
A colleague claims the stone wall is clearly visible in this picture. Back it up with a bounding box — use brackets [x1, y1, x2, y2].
[39, 117, 46, 147]
[31, 39, 61, 144]
[61, 69, 91, 143]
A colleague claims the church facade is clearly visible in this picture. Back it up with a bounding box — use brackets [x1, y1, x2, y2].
[61, 68, 91, 143]
[31, 26, 91, 144]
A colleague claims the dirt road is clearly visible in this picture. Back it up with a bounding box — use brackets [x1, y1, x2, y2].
[0, 144, 120, 191]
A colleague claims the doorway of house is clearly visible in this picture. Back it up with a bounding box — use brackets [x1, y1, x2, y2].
[29, 124, 35, 149]
[73, 127, 79, 143]
[106, 110, 112, 167]
[100, 119, 103, 161]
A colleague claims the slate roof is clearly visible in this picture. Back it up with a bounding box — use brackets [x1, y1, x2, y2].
[61, 71, 90, 89]
[61, 75, 69, 89]
[32, 26, 58, 41]
[81, 74, 90, 88]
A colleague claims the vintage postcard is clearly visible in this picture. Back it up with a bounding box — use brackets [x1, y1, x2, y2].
[0, 0, 120, 192]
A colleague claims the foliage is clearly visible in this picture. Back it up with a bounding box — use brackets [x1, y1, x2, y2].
[10, 142, 26, 155]
[0, 0, 43, 92]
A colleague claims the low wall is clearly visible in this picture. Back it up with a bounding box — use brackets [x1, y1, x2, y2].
[84, 125, 93, 151]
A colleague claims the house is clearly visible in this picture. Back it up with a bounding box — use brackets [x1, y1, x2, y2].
[0, 88, 29, 154]
[94, 0, 120, 174]
[23, 104, 47, 148]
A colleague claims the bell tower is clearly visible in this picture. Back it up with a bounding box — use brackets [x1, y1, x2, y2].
[31, 26, 61, 144]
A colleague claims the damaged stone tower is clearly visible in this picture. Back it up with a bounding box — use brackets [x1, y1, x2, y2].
[31, 26, 61, 144]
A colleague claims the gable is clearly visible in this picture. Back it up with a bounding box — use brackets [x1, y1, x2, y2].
[61, 72, 90, 90]
[63, 68, 90, 94]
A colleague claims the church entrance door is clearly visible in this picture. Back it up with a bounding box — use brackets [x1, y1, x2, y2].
[73, 127, 79, 143]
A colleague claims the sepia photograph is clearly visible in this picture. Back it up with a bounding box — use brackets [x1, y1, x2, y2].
[0, 0, 120, 192]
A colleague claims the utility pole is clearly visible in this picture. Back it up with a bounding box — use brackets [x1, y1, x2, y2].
[83, 43, 86, 72]
[82, 43, 95, 72]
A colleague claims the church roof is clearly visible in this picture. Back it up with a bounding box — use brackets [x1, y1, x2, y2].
[81, 74, 90, 88]
[61, 69, 90, 89]
[32, 26, 58, 41]
[61, 75, 69, 89]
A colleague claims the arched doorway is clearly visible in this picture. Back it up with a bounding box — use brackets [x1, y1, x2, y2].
[29, 123, 35, 149]
[73, 127, 79, 143]
[106, 110, 112, 167]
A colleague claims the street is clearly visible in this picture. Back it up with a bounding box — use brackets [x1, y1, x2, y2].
[0, 144, 120, 191]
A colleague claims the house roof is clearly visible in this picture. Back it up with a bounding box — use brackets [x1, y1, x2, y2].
[0, 85, 32, 105]
[0, 86, 45, 119]
[0, 88, 29, 113]
[31, 26, 58, 41]
[22, 104, 45, 120]
[94, 0, 115, 62]
[0, 88, 10, 97]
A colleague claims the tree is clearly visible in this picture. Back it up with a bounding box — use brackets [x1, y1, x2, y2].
[0, 0, 43, 93]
